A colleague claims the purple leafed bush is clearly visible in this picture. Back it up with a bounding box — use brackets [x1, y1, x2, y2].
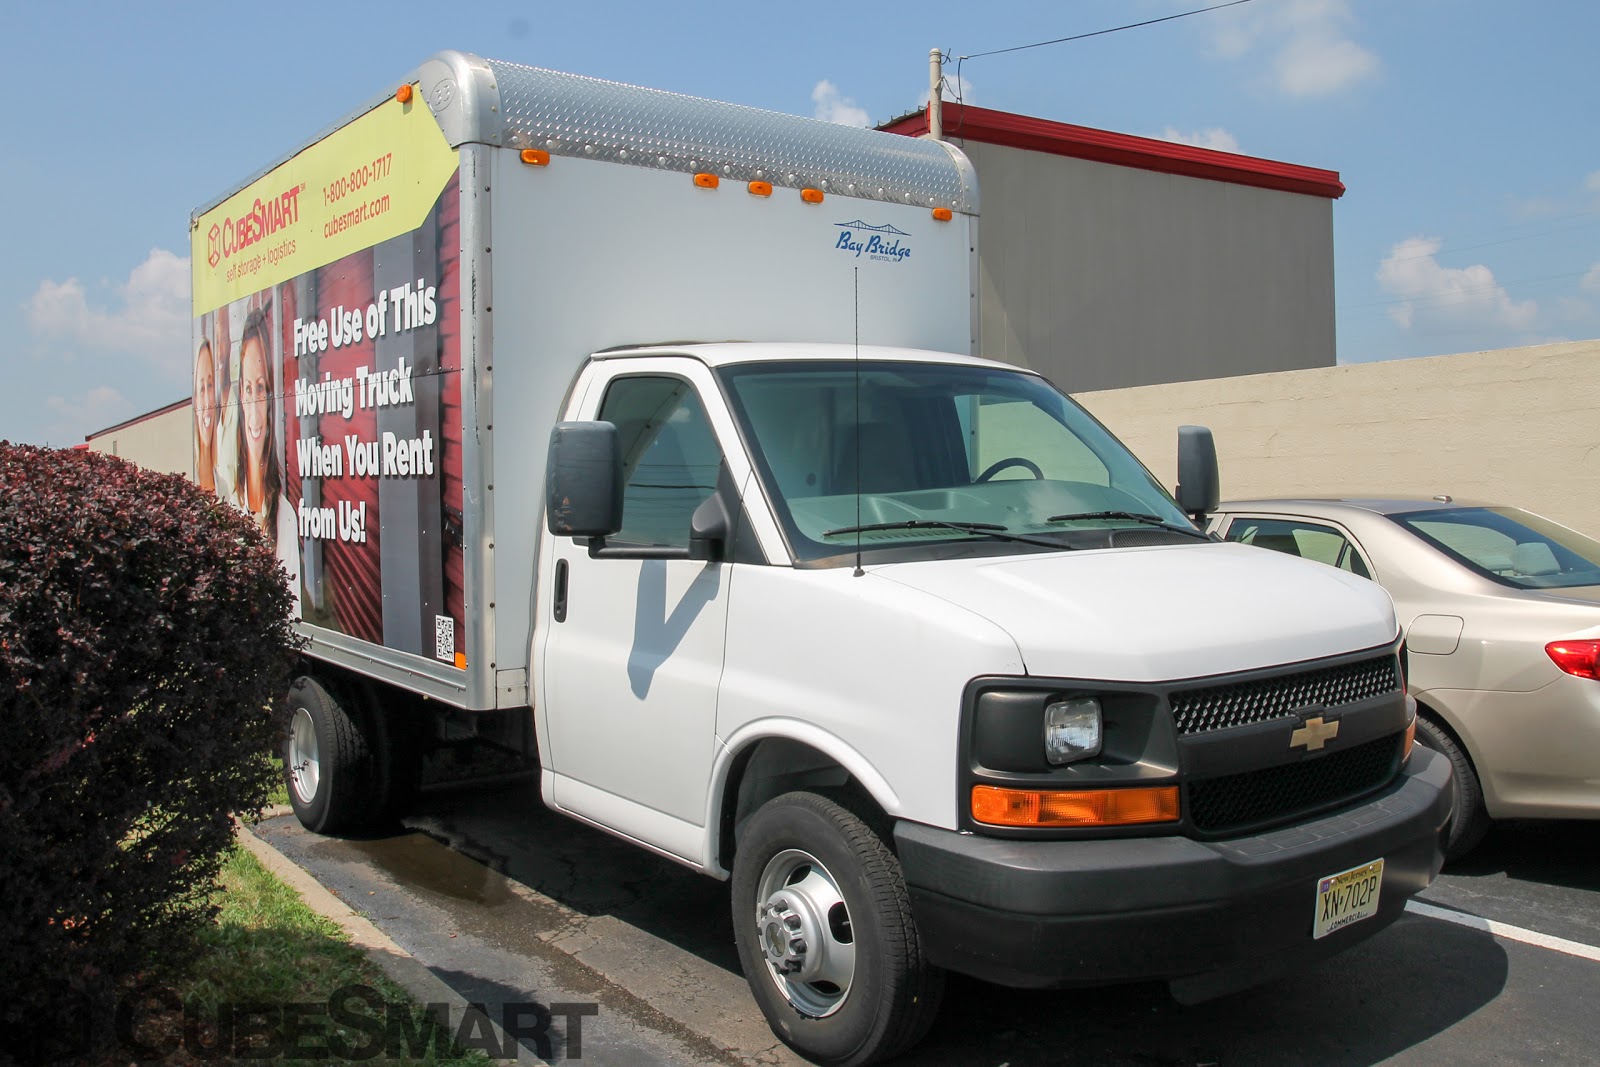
[0, 442, 299, 1057]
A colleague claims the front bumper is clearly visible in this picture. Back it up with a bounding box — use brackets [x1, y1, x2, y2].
[895, 746, 1453, 1001]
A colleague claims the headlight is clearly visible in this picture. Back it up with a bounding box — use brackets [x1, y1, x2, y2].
[1044, 697, 1102, 765]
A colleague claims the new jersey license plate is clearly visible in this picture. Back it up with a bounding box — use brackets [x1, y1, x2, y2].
[1312, 858, 1384, 939]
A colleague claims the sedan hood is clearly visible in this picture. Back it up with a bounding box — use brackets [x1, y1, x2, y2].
[874, 541, 1397, 682]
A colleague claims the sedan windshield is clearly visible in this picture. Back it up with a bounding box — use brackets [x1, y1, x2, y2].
[718, 360, 1195, 563]
[1392, 506, 1600, 589]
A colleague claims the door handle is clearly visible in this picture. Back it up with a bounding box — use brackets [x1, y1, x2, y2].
[553, 558, 569, 623]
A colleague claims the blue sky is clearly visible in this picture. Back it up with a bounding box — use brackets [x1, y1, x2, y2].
[4, 0, 1596, 446]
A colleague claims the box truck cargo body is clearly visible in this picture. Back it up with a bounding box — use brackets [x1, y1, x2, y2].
[190, 52, 1451, 1066]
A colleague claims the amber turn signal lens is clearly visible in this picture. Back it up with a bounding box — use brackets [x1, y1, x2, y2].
[932, 207, 954, 221]
[520, 149, 551, 166]
[693, 172, 720, 189]
[748, 180, 773, 197]
[800, 188, 825, 204]
[396, 84, 414, 104]
[1403, 715, 1417, 762]
[971, 784, 1180, 827]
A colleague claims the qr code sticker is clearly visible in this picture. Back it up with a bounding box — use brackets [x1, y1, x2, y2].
[435, 615, 456, 661]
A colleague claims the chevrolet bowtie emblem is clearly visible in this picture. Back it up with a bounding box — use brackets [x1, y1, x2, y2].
[1291, 716, 1340, 751]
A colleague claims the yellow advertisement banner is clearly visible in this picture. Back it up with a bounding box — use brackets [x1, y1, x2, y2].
[191, 94, 458, 314]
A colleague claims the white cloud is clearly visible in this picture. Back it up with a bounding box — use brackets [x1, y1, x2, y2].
[45, 386, 134, 443]
[1377, 237, 1538, 332]
[1274, 30, 1379, 97]
[1156, 126, 1241, 153]
[811, 80, 870, 127]
[1582, 263, 1600, 296]
[1211, 0, 1379, 98]
[1587, 171, 1600, 194]
[27, 248, 191, 380]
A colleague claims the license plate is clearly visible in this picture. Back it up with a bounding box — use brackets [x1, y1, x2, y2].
[1312, 858, 1384, 939]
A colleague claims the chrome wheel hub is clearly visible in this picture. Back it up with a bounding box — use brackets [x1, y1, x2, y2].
[288, 707, 320, 805]
[754, 849, 856, 1018]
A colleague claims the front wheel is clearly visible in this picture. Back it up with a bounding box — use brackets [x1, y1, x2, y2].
[731, 791, 943, 1067]
[1415, 715, 1490, 861]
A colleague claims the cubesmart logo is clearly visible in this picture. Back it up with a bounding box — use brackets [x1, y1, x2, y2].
[833, 220, 913, 263]
[207, 223, 222, 269]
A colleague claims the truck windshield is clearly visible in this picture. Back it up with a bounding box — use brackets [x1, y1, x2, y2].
[718, 360, 1195, 563]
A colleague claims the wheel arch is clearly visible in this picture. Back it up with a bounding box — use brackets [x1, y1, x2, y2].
[706, 722, 901, 878]
[1414, 695, 1482, 777]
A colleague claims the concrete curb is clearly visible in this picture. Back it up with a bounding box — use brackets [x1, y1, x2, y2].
[236, 818, 547, 1065]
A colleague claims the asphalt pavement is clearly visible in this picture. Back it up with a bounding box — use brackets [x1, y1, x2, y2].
[253, 781, 1600, 1066]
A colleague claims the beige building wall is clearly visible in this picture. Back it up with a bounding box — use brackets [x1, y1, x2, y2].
[1073, 339, 1600, 535]
[966, 140, 1336, 391]
[85, 401, 194, 479]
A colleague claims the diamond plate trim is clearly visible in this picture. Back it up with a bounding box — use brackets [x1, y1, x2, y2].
[476, 56, 974, 211]
[1170, 655, 1400, 735]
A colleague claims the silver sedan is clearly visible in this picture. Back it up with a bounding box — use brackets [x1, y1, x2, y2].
[1208, 498, 1600, 859]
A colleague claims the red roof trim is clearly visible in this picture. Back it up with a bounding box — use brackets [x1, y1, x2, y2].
[84, 397, 191, 441]
[880, 104, 1344, 200]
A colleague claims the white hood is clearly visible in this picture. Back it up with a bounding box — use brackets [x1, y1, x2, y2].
[873, 541, 1397, 682]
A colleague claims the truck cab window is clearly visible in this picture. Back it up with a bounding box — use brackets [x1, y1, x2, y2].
[597, 376, 723, 549]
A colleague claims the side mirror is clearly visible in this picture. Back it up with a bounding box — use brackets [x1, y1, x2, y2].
[1175, 425, 1219, 521]
[546, 422, 623, 538]
[687, 492, 732, 562]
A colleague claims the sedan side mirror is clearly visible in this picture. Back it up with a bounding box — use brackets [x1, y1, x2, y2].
[1176, 425, 1220, 522]
[546, 422, 623, 539]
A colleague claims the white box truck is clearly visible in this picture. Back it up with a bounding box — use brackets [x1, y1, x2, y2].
[190, 51, 1452, 1067]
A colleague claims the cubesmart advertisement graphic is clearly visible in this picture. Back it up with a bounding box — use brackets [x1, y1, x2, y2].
[191, 94, 467, 668]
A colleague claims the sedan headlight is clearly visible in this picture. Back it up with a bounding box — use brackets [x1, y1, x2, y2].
[1044, 698, 1102, 765]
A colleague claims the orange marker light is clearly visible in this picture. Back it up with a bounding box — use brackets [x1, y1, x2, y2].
[396, 84, 414, 105]
[932, 206, 954, 221]
[971, 784, 1180, 828]
[520, 149, 551, 167]
[693, 173, 720, 189]
[748, 180, 773, 197]
[454, 651, 467, 670]
[800, 188, 825, 204]
[1402, 715, 1417, 761]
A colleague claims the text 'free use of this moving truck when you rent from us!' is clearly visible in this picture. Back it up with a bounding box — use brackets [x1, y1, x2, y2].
[188, 51, 1454, 1067]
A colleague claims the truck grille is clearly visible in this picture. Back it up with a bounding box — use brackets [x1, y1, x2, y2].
[1169, 655, 1398, 735]
[1187, 734, 1401, 834]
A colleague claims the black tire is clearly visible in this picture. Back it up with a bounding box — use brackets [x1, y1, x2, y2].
[1415, 714, 1490, 861]
[284, 675, 382, 835]
[731, 791, 944, 1067]
[361, 686, 423, 824]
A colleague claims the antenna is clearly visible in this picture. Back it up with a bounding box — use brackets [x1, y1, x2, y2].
[853, 266, 863, 578]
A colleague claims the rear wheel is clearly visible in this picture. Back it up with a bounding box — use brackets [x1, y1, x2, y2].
[1415, 714, 1489, 861]
[284, 675, 411, 835]
[731, 791, 943, 1067]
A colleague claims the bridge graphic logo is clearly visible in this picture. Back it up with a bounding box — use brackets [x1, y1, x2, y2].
[832, 220, 914, 263]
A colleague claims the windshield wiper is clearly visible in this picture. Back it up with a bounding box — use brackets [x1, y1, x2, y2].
[1045, 511, 1209, 539]
[823, 519, 1073, 550]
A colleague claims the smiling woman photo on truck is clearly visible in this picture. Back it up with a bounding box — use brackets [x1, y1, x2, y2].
[190, 51, 1452, 1066]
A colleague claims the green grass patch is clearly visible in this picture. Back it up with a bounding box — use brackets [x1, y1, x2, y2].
[109, 844, 494, 1065]
[265, 756, 290, 809]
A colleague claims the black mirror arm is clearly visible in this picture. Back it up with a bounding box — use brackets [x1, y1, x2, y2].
[687, 494, 732, 562]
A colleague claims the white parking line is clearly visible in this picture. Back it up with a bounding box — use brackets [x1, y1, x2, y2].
[1406, 900, 1600, 963]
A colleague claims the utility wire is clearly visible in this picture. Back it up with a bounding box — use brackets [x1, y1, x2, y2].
[955, 0, 1258, 62]
[1379, 214, 1600, 265]
[941, 0, 1257, 137]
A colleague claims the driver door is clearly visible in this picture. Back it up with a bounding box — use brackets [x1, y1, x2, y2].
[539, 363, 735, 860]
